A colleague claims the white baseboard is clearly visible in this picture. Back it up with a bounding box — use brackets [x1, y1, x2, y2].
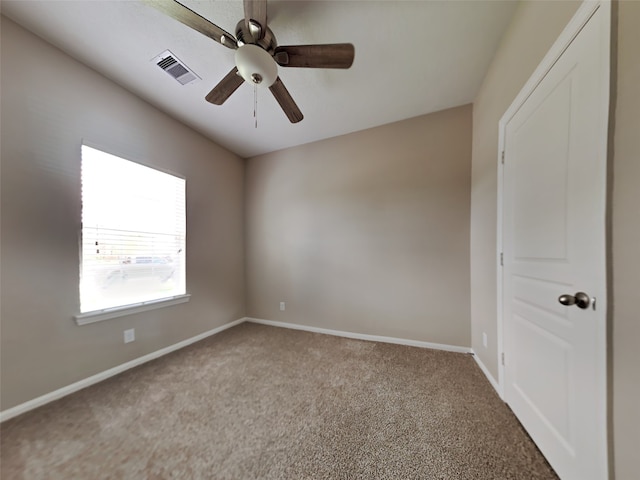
[1, 316, 477, 423]
[470, 349, 502, 397]
[247, 317, 471, 354]
[0, 317, 247, 423]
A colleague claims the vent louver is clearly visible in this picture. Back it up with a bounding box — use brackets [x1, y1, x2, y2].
[152, 50, 200, 85]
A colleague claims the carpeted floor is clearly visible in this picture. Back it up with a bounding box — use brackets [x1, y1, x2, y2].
[1, 322, 558, 479]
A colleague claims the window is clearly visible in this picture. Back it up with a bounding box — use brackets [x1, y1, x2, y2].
[79, 145, 186, 314]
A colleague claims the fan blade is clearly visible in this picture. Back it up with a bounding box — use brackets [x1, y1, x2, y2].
[144, 0, 237, 49]
[273, 44, 355, 69]
[269, 77, 303, 123]
[205, 67, 245, 105]
[243, 0, 268, 40]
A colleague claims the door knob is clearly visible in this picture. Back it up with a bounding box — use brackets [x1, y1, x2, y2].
[558, 292, 591, 309]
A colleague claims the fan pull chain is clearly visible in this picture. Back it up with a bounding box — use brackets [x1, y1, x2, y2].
[253, 84, 258, 129]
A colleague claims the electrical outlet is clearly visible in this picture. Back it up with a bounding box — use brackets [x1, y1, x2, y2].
[482, 332, 488, 348]
[124, 328, 135, 344]
[280, 301, 285, 311]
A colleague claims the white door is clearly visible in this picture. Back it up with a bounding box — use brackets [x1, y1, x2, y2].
[501, 3, 609, 480]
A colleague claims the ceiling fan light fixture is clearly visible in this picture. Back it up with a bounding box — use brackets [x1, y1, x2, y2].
[150, 0, 354, 122]
[235, 44, 277, 87]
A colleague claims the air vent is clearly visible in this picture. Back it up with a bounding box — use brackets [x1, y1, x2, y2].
[152, 50, 200, 85]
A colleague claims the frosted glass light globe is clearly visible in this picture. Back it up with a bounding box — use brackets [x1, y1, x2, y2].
[235, 44, 278, 87]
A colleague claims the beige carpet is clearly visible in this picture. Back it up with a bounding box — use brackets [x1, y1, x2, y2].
[1, 322, 558, 479]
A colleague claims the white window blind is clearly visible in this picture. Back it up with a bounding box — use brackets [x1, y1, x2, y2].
[80, 145, 186, 313]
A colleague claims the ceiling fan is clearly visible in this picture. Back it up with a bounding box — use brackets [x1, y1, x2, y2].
[145, 0, 355, 123]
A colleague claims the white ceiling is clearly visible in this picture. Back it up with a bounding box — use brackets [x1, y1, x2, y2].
[1, 0, 518, 158]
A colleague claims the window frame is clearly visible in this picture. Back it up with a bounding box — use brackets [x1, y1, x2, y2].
[74, 294, 190, 325]
[74, 142, 189, 325]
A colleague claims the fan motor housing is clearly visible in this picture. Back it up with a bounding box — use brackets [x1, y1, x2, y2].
[235, 20, 277, 53]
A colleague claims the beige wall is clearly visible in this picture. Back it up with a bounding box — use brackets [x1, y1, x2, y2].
[471, 1, 640, 478]
[611, 2, 640, 478]
[0, 17, 246, 410]
[245, 105, 471, 347]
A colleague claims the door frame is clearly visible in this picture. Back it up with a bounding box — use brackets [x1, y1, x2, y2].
[496, 0, 610, 468]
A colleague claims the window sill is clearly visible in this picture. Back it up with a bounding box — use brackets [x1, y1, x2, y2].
[74, 294, 191, 325]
